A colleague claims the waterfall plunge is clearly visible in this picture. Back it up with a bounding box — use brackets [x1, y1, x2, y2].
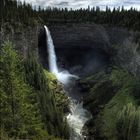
[44, 26, 58, 74]
[44, 25, 78, 84]
[44, 25, 91, 140]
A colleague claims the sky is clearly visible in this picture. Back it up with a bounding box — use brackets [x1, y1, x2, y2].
[20, 0, 140, 10]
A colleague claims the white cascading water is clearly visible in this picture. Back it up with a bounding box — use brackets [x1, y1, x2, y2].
[44, 25, 78, 84]
[67, 100, 91, 140]
[44, 26, 58, 74]
[44, 25, 91, 140]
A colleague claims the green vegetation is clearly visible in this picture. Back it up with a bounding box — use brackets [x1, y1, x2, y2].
[116, 103, 140, 140]
[0, 0, 140, 31]
[24, 52, 69, 139]
[0, 41, 69, 139]
[83, 68, 140, 140]
[44, 70, 69, 113]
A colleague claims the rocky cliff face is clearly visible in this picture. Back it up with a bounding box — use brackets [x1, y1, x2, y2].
[38, 23, 140, 77]
[113, 33, 140, 77]
[39, 23, 111, 76]
[0, 23, 39, 58]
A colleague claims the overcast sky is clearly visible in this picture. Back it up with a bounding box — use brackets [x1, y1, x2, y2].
[20, 0, 140, 10]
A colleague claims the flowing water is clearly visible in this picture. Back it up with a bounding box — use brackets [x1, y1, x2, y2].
[44, 25, 91, 140]
[44, 26, 78, 84]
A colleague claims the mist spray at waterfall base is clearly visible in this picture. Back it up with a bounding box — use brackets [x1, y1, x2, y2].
[44, 25, 91, 140]
[44, 25, 78, 85]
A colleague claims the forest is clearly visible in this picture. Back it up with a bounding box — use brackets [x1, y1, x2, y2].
[0, 41, 69, 139]
[0, 0, 140, 31]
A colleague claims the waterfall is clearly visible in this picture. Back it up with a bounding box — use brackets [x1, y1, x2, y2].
[44, 25, 78, 84]
[44, 25, 91, 140]
[44, 26, 58, 74]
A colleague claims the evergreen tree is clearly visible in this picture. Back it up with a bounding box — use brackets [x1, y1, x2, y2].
[24, 52, 69, 139]
[1, 0, 140, 31]
[116, 103, 140, 140]
[0, 41, 43, 138]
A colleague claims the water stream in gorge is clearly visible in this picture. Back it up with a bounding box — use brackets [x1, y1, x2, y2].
[44, 25, 91, 140]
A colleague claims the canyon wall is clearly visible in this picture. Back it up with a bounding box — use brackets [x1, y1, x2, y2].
[1, 23, 140, 77]
[0, 24, 39, 58]
[38, 23, 140, 77]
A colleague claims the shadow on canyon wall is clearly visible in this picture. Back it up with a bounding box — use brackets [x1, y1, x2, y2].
[38, 23, 112, 101]
[38, 23, 133, 77]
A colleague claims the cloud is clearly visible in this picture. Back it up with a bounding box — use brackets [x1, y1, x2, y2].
[20, 0, 140, 10]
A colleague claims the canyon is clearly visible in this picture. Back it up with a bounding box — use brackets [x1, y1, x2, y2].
[1, 23, 140, 140]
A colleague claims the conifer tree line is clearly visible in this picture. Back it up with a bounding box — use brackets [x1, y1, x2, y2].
[0, 0, 140, 31]
[0, 41, 69, 139]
